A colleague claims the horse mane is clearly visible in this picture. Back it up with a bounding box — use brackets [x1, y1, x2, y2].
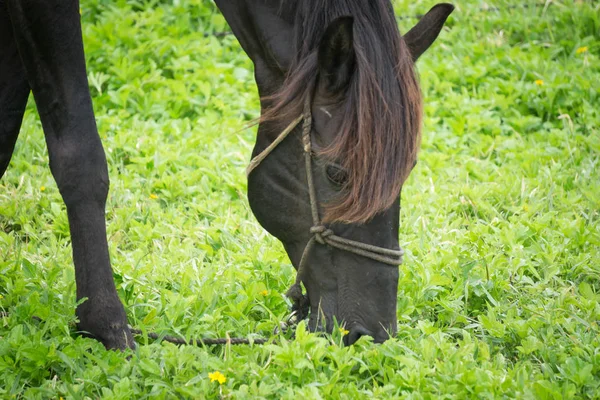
[262, 0, 422, 224]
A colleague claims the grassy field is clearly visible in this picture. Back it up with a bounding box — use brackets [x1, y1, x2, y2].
[1, 0, 599, 398]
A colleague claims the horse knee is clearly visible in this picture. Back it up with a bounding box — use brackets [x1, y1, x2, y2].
[49, 138, 109, 208]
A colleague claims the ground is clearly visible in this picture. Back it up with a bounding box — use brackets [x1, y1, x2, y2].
[0, 0, 599, 398]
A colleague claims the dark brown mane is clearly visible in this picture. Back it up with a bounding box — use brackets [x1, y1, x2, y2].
[262, 0, 422, 223]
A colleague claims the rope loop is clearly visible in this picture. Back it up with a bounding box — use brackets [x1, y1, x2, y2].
[310, 225, 333, 244]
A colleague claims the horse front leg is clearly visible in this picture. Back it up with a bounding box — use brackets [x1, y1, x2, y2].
[5, 0, 133, 349]
[0, 1, 29, 177]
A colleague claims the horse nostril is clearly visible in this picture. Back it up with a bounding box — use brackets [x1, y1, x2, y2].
[343, 326, 372, 346]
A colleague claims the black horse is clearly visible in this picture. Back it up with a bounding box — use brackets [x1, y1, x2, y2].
[0, 0, 453, 349]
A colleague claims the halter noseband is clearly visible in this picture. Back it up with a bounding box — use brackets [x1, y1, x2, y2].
[247, 96, 404, 321]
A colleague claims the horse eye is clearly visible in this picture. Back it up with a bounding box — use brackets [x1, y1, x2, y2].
[326, 164, 348, 187]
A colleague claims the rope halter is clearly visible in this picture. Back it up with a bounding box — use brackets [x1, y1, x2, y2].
[247, 95, 404, 321]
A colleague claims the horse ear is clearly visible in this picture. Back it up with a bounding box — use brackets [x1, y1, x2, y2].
[318, 16, 356, 94]
[404, 3, 454, 62]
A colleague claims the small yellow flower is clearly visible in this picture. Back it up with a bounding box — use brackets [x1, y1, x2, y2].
[260, 290, 268, 296]
[208, 371, 226, 385]
[534, 79, 544, 86]
[339, 327, 349, 336]
[576, 46, 588, 54]
[0, 294, 4, 299]
[40, 186, 46, 192]
[149, 194, 158, 199]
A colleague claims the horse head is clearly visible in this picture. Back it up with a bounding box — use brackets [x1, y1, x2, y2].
[217, 0, 453, 344]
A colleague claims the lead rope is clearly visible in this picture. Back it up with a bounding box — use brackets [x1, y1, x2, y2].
[0, 312, 267, 347]
[246, 115, 303, 177]
[248, 95, 404, 325]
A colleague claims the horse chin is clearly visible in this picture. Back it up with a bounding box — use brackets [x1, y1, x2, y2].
[300, 279, 397, 345]
[304, 296, 396, 345]
[299, 249, 399, 345]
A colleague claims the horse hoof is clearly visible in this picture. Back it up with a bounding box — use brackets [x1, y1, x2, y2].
[101, 326, 136, 351]
[78, 321, 135, 350]
[76, 299, 135, 350]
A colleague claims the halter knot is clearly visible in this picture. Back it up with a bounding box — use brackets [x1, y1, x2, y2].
[310, 225, 333, 244]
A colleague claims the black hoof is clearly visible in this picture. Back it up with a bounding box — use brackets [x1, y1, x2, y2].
[78, 323, 135, 351]
[76, 298, 135, 350]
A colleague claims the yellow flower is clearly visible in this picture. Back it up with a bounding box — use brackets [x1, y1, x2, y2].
[149, 194, 158, 199]
[0, 294, 3, 299]
[339, 327, 349, 336]
[534, 79, 544, 86]
[260, 290, 268, 296]
[576, 46, 588, 54]
[40, 186, 46, 192]
[208, 371, 226, 385]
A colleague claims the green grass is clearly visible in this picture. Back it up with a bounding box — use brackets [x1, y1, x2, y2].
[1, 0, 599, 398]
